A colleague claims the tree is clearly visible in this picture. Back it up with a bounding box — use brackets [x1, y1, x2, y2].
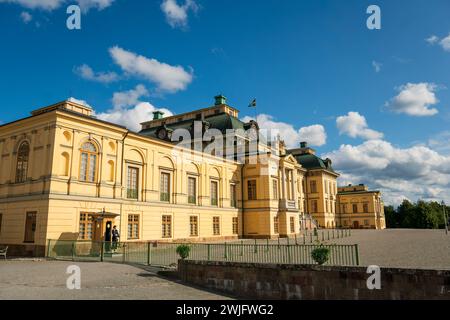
[384, 199, 446, 229]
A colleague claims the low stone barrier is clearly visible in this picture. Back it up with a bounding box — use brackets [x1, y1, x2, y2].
[178, 260, 450, 300]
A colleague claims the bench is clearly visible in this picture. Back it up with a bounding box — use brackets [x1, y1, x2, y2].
[0, 246, 7, 259]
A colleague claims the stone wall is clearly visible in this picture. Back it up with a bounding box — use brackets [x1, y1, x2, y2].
[178, 260, 450, 300]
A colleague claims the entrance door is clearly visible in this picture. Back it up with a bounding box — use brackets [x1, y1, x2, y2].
[24, 212, 37, 243]
[353, 221, 359, 229]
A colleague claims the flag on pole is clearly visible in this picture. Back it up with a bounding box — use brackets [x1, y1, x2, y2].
[248, 99, 257, 108]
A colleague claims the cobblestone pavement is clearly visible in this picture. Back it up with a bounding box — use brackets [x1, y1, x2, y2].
[323, 229, 450, 269]
[0, 260, 231, 300]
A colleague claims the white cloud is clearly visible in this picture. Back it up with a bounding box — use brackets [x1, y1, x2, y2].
[0, 0, 114, 12]
[0, 0, 64, 10]
[76, 0, 114, 12]
[439, 33, 450, 52]
[323, 139, 450, 205]
[424, 33, 450, 52]
[20, 11, 32, 23]
[336, 111, 383, 140]
[109, 46, 193, 93]
[427, 131, 450, 156]
[425, 35, 439, 45]
[74, 64, 119, 83]
[385, 82, 439, 116]
[161, 0, 198, 29]
[241, 114, 327, 148]
[372, 61, 382, 73]
[298, 125, 327, 147]
[112, 84, 149, 109]
[96, 102, 173, 132]
[67, 97, 92, 108]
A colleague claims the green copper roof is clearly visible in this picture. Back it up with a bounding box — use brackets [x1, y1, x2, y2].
[292, 153, 337, 173]
[139, 112, 247, 138]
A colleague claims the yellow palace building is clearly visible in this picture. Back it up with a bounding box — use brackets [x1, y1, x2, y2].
[0, 95, 385, 256]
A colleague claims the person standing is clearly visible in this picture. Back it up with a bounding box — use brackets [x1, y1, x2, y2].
[112, 225, 120, 251]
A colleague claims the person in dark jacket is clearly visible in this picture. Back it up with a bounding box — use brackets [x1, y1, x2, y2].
[112, 226, 120, 251]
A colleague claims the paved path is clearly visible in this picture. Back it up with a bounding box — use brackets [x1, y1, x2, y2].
[0, 260, 231, 300]
[326, 229, 450, 269]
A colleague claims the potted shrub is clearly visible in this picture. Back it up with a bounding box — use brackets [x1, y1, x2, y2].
[311, 245, 330, 265]
[176, 244, 191, 260]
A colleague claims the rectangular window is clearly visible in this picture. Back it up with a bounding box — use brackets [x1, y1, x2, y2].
[162, 215, 172, 238]
[363, 203, 369, 213]
[188, 177, 197, 204]
[127, 214, 140, 239]
[290, 217, 295, 233]
[310, 180, 317, 193]
[213, 216, 220, 235]
[274, 216, 279, 234]
[24, 212, 37, 243]
[232, 217, 238, 235]
[127, 167, 139, 199]
[211, 180, 218, 206]
[272, 179, 278, 200]
[189, 216, 198, 236]
[353, 204, 358, 213]
[247, 180, 257, 200]
[312, 200, 318, 213]
[79, 213, 94, 240]
[230, 184, 237, 208]
[160, 172, 170, 202]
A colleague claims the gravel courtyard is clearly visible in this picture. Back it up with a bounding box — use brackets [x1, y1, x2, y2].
[0, 260, 231, 300]
[325, 229, 450, 269]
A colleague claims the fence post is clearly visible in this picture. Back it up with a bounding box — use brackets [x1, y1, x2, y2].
[287, 245, 291, 264]
[100, 242, 104, 262]
[278, 237, 280, 250]
[72, 242, 75, 261]
[266, 239, 269, 252]
[122, 243, 126, 263]
[303, 234, 305, 245]
[224, 242, 228, 260]
[147, 242, 151, 266]
[254, 239, 257, 253]
[207, 244, 211, 261]
[354, 244, 360, 266]
[287, 237, 290, 246]
[321, 232, 324, 241]
[328, 230, 330, 240]
[46, 239, 51, 258]
[294, 234, 297, 245]
[241, 241, 244, 256]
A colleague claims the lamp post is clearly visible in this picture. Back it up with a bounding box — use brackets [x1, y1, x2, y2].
[442, 201, 448, 235]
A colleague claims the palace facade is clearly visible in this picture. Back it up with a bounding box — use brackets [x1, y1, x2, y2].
[0, 95, 385, 256]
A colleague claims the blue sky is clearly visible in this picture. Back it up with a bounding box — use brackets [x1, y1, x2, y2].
[1, 0, 450, 205]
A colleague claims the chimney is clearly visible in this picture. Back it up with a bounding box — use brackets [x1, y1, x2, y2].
[300, 141, 308, 148]
[214, 94, 227, 106]
[153, 111, 164, 120]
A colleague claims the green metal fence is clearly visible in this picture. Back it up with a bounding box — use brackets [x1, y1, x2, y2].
[47, 239, 359, 267]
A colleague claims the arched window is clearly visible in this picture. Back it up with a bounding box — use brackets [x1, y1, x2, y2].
[16, 141, 30, 183]
[79, 142, 98, 182]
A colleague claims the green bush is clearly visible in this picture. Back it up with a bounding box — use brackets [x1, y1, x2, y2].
[311, 245, 330, 265]
[176, 244, 191, 260]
